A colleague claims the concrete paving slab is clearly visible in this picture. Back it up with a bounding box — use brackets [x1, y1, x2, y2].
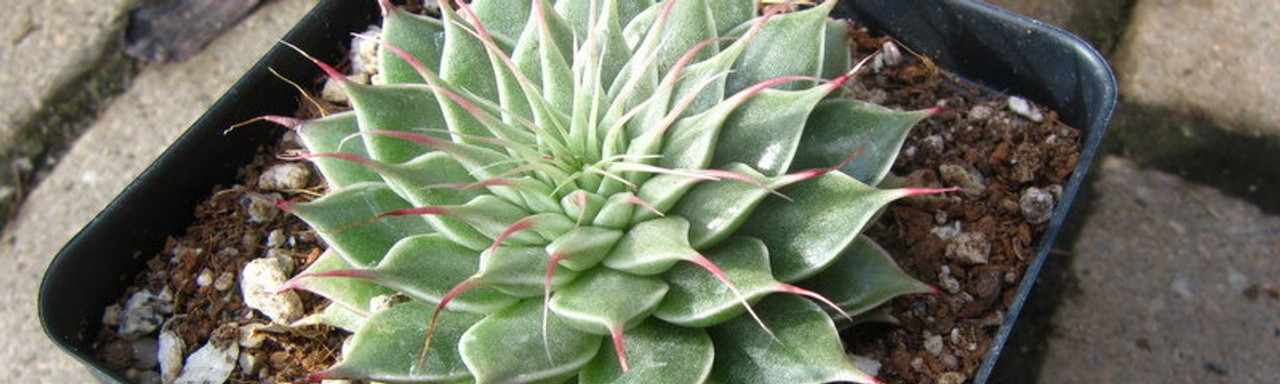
[981, 0, 1133, 51]
[0, 1, 315, 382]
[1112, 0, 1280, 140]
[1040, 156, 1280, 383]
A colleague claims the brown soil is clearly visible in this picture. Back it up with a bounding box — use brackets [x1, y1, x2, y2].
[842, 27, 1082, 384]
[92, 21, 1082, 384]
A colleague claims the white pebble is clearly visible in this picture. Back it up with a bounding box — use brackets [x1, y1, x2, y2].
[946, 232, 990, 265]
[922, 135, 945, 153]
[266, 229, 286, 248]
[1007, 96, 1044, 122]
[968, 105, 994, 120]
[938, 266, 962, 294]
[930, 221, 962, 240]
[267, 248, 296, 276]
[847, 354, 882, 377]
[258, 163, 312, 191]
[196, 269, 214, 288]
[238, 323, 269, 349]
[119, 288, 174, 337]
[880, 41, 903, 66]
[239, 351, 264, 375]
[938, 371, 968, 384]
[1020, 187, 1056, 224]
[173, 340, 238, 384]
[158, 330, 185, 383]
[102, 304, 123, 327]
[241, 258, 304, 325]
[242, 193, 280, 223]
[214, 272, 236, 292]
[924, 333, 945, 356]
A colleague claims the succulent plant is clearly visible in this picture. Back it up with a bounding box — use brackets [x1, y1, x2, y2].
[266, 0, 950, 383]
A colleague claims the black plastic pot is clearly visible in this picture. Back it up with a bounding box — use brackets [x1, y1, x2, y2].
[39, 1, 1116, 383]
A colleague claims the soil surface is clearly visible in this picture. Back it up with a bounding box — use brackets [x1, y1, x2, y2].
[92, 22, 1081, 384]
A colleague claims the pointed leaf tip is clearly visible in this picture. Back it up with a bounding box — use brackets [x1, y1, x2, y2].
[280, 40, 346, 82]
[227, 115, 301, 134]
[901, 186, 961, 197]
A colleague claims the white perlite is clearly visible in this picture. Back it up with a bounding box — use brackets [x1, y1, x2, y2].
[946, 232, 991, 265]
[1007, 96, 1044, 122]
[847, 354, 882, 377]
[119, 288, 175, 337]
[173, 340, 238, 384]
[1019, 186, 1056, 224]
[158, 330, 185, 384]
[240, 258, 304, 325]
[257, 163, 311, 191]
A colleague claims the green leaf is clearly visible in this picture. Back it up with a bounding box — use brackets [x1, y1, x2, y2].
[798, 236, 933, 317]
[591, 192, 637, 229]
[380, 9, 446, 84]
[604, 217, 696, 276]
[439, 5, 504, 142]
[707, 0, 755, 36]
[294, 302, 369, 332]
[322, 300, 481, 383]
[371, 234, 518, 314]
[791, 99, 931, 185]
[550, 268, 668, 335]
[476, 245, 580, 297]
[819, 19, 851, 86]
[736, 171, 905, 282]
[724, 0, 834, 93]
[668, 164, 771, 249]
[286, 182, 431, 267]
[632, 174, 704, 222]
[654, 237, 778, 327]
[460, 300, 602, 384]
[654, 0, 718, 73]
[295, 112, 382, 188]
[545, 226, 624, 271]
[345, 83, 448, 164]
[474, 0, 532, 42]
[710, 85, 832, 176]
[377, 152, 491, 251]
[579, 321, 713, 384]
[448, 195, 537, 245]
[707, 296, 876, 384]
[293, 250, 394, 315]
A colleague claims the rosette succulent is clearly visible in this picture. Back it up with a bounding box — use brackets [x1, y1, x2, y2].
[267, 0, 949, 383]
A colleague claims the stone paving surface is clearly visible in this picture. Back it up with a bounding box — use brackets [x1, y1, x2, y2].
[1039, 156, 1280, 384]
[1, 0, 1278, 383]
[0, 1, 314, 382]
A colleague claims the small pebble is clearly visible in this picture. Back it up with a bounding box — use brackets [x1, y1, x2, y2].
[938, 266, 962, 294]
[938, 164, 985, 197]
[158, 330, 185, 383]
[266, 229, 286, 248]
[321, 77, 350, 103]
[881, 41, 903, 66]
[910, 357, 925, 372]
[1019, 187, 1056, 224]
[968, 105, 994, 120]
[1004, 271, 1019, 284]
[931, 221, 962, 241]
[934, 210, 948, 225]
[949, 328, 963, 346]
[258, 163, 312, 191]
[946, 232, 990, 265]
[241, 258, 304, 325]
[938, 371, 968, 384]
[922, 135, 945, 153]
[196, 269, 215, 288]
[119, 288, 174, 337]
[102, 304, 123, 327]
[173, 339, 239, 384]
[214, 272, 236, 292]
[241, 193, 281, 223]
[239, 351, 264, 375]
[924, 333, 944, 356]
[238, 323, 269, 349]
[847, 354, 881, 377]
[1006, 96, 1044, 122]
[267, 248, 296, 275]
[349, 26, 381, 76]
[941, 353, 958, 368]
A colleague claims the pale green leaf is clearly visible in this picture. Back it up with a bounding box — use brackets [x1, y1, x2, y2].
[724, 0, 834, 93]
[286, 182, 431, 267]
[545, 226, 623, 271]
[654, 237, 778, 327]
[294, 112, 382, 187]
[578, 320, 713, 384]
[370, 234, 518, 314]
[736, 171, 905, 282]
[706, 295, 875, 384]
[323, 300, 481, 383]
[819, 19, 851, 86]
[550, 268, 669, 335]
[293, 249, 393, 315]
[798, 236, 933, 317]
[379, 9, 446, 84]
[344, 83, 448, 164]
[460, 300, 602, 384]
[791, 99, 931, 185]
[476, 245, 580, 297]
[603, 217, 696, 276]
[293, 301, 369, 332]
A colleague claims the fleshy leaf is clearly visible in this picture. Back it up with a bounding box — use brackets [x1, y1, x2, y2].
[460, 300, 602, 384]
[545, 226, 624, 271]
[819, 19, 851, 85]
[474, 0, 532, 42]
[579, 320, 714, 384]
[368, 234, 518, 314]
[550, 268, 669, 335]
[667, 164, 771, 249]
[736, 171, 906, 282]
[603, 217, 696, 276]
[345, 83, 449, 164]
[438, 4, 504, 142]
[285, 182, 431, 267]
[654, 237, 777, 327]
[379, 9, 446, 84]
[477, 245, 581, 297]
[293, 302, 368, 332]
[294, 112, 382, 187]
[376, 152, 491, 250]
[706, 295, 876, 384]
[791, 99, 931, 185]
[799, 236, 934, 316]
[320, 300, 480, 383]
[724, 0, 834, 93]
[290, 250, 393, 315]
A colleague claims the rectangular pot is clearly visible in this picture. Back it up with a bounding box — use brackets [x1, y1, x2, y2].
[39, 1, 1116, 383]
